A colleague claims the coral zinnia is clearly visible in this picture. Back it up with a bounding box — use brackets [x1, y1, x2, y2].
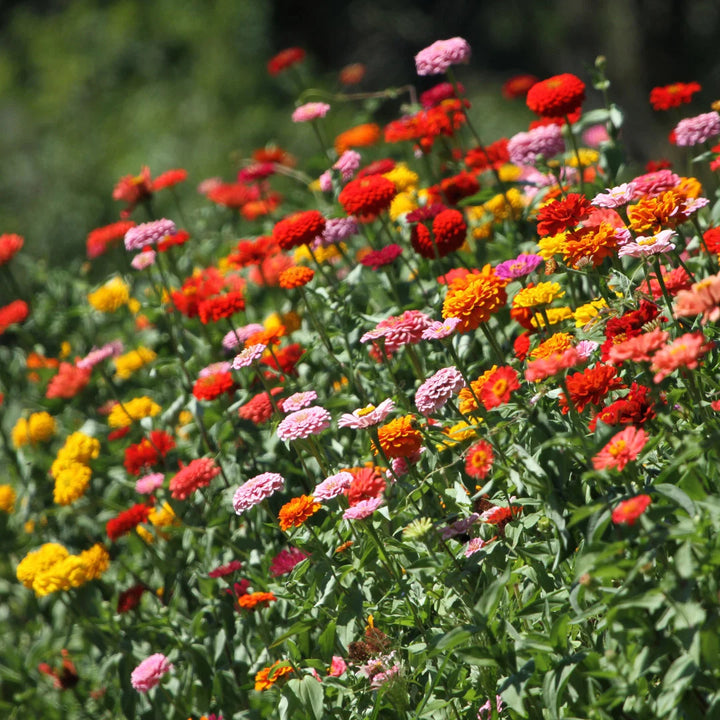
[278, 495, 321, 531]
[526, 73, 586, 118]
[611, 494, 651, 526]
[339, 175, 397, 217]
[592, 426, 648, 471]
[465, 440, 494, 480]
[272, 210, 325, 251]
[169, 457, 221, 500]
[0, 233, 24, 265]
[376, 415, 423, 459]
[480, 366, 520, 410]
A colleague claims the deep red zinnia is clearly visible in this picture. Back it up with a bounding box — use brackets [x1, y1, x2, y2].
[272, 210, 325, 250]
[410, 208, 467, 259]
[526, 73, 586, 118]
[338, 175, 397, 218]
[267, 47, 305, 76]
[106, 504, 151, 541]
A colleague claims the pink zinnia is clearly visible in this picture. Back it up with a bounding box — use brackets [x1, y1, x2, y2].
[343, 496, 384, 520]
[592, 426, 648, 471]
[477, 695, 504, 720]
[232, 472, 285, 514]
[77, 340, 124, 370]
[617, 229, 676, 258]
[582, 124, 610, 147]
[415, 37, 471, 76]
[630, 169, 681, 199]
[313, 471, 353, 501]
[292, 102, 331, 123]
[282, 390, 318, 413]
[233, 343, 267, 369]
[650, 331, 713, 383]
[131, 250, 156, 270]
[317, 217, 358, 247]
[319, 150, 362, 191]
[360, 310, 432, 357]
[199, 361, 232, 378]
[673, 111, 720, 146]
[507, 123, 564, 166]
[414, 366, 466, 416]
[338, 398, 395, 429]
[269, 547, 309, 577]
[124, 219, 177, 252]
[222, 323, 265, 350]
[169, 457, 221, 500]
[464, 536, 492, 558]
[130, 653, 173, 693]
[607, 328, 669, 364]
[591, 183, 636, 209]
[276, 405, 331, 441]
[328, 656, 347, 677]
[135, 472, 164, 494]
[421, 317, 461, 340]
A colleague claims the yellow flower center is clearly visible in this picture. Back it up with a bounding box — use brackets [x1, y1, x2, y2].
[356, 404, 376, 417]
[609, 439, 627, 457]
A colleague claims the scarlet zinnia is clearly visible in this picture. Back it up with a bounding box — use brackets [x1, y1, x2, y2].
[560, 364, 624, 414]
[272, 210, 325, 251]
[278, 495, 321, 531]
[45, 362, 91, 399]
[536, 194, 592, 236]
[479, 366, 520, 410]
[649, 82, 701, 111]
[0, 233, 24, 265]
[502, 74, 539, 100]
[526, 73, 586, 118]
[338, 175, 397, 218]
[410, 208, 467, 259]
[345, 466, 387, 506]
[192, 372, 235, 401]
[106, 504, 151, 541]
[465, 441, 494, 479]
[376, 415, 423, 459]
[267, 47, 305, 76]
[0, 300, 29, 335]
[197, 291, 245, 324]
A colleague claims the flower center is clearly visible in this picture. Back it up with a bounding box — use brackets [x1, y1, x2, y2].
[609, 439, 626, 457]
[492, 379, 508, 396]
[356, 404, 376, 417]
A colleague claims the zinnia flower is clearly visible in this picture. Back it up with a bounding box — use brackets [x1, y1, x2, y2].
[526, 73, 586, 118]
[592, 426, 648, 471]
[414, 366, 466, 416]
[269, 548, 309, 577]
[338, 399, 395, 429]
[414, 37, 471, 76]
[124, 219, 176, 252]
[233, 343, 267, 369]
[339, 175, 397, 217]
[130, 653, 173, 693]
[291, 102, 330, 123]
[232, 472, 285, 514]
[376, 415, 422, 459]
[169, 458, 221, 500]
[673, 111, 720, 146]
[611, 494, 651, 526]
[343, 496, 384, 520]
[508, 123, 564, 166]
[465, 441, 494, 480]
[276, 406, 331, 441]
[106, 504, 151, 542]
[267, 47, 305, 75]
[650, 82, 701, 111]
[278, 495, 321, 530]
[442, 265, 508, 333]
[0, 233, 23, 265]
[313, 471, 354, 501]
[650, 331, 712, 383]
[254, 661, 293, 691]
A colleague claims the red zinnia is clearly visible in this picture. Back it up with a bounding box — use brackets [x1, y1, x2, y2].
[465, 139, 509, 172]
[536, 193, 592, 236]
[345, 466, 386, 506]
[560, 364, 624, 414]
[0, 233, 24, 265]
[261, 343, 304, 374]
[124, 431, 175, 475]
[649, 82, 701, 111]
[465, 441, 494, 480]
[197, 291, 245, 324]
[208, 560, 243, 578]
[434, 171, 480, 206]
[192, 371, 235, 401]
[338, 175, 397, 218]
[526, 73, 586, 118]
[169, 457, 221, 500]
[117, 585, 146, 613]
[0, 299, 29, 335]
[357, 159, 396, 178]
[611, 494, 651, 526]
[106, 503, 151, 541]
[592, 426, 648, 471]
[502, 74, 539, 100]
[267, 47, 305, 76]
[479, 366, 520, 410]
[86, 221, 136, 258]
[410, 208, 467, 259]
[359, 244, 403, 270]
[151, 168, 188, 191]
[272, 210, 326, 250]
[238, 389, 284, 425]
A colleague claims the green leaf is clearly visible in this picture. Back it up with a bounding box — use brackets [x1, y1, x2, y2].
[654, 483, 697, 517]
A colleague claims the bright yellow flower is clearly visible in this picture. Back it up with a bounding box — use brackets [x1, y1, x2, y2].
[0, 485, 16, 513]
[16, 543, 69, 589]
[113, 346, 157, 380]
[11, 418, 29, 448]
[512, 282, 565, 308]
[383, 163, 419, 192]
[78, 544, 110, 580]
[389, 191, 418, 220]
[530, 306, 573, 328]
[148, 502, 178, 528]
[482, 188, 524, 221]
[87, 276, 130, 313]
[574, 298, 608, 328]
[567, 149, 599, 167]
[537, 232, 567, 260]
[136, 526, 155, 544]
[436, 420, 480, 450]
[53, 463, 92, 505]
[60, 341, 72, 358]
[108, 397, 161, 428]
[498, 164, 522, 182]
[50, 432, 100, 477]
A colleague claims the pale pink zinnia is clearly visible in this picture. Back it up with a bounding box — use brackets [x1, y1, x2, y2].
[592, 426, 648, 471]
[673, 111, 720, 147]
[313, 471, 353, 501]
[343, 496, 383, 520]
[415, 37, 471, 76]
[76, 340, 124, 370]
[131, 250, 156, 270]
[673, 274, 720, 324]
[338, 398, 395, 429]
[414, 366, 466, 416]
[318, 150, 362, 192]
[130, 653, 173, 693]
[291, 102, 331, 123]
[124, 218, 177, 251]
[507, 123, 564, 166]
[232, 472, 285, 514]
[360, 310, 432, 357]
[650, 331, 713, 383]
[282, 390, 318, 413]
[199, 361, 232, 378]
[464, 535, 492, 558]
[617, 229, 676, 258]
[591, 183, 636, 209]
[135, 472, 164, 494]
[276, 405, 331, 441]
[233, 343, 267, 369]
[421, 316, 461, 340]
[222, 323, 265, 350]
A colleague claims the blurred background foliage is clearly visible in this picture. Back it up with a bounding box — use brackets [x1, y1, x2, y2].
[0, 0, 719, 262]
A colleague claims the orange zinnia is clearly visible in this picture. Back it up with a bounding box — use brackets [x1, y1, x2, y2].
[237, 591, 277, 611]
[375, 415, 422, 459]
[442, 265, 508, 333]
[562, 222, 620, 269]
[334, 123, 381, 155]
[278, 495, 321, 531]
[254, 660, 294, 691]
[278, 266, 315, 289]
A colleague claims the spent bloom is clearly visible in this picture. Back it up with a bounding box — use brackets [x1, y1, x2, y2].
[291, 102, 330, 123]
[343, 496, 384, 520]
[313, 471, 354, 501]
[130, 653, 173, 693]
[338, 399, 395, 429]
[415, 37, 471, 76]
[233, 472, 285, 514]
[277, 406, 331, 441]
[592, 426, 648, 471]
[124, 218, 177, 252]
[673, 111, 720, 146]
[414, 366, 466, 416]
